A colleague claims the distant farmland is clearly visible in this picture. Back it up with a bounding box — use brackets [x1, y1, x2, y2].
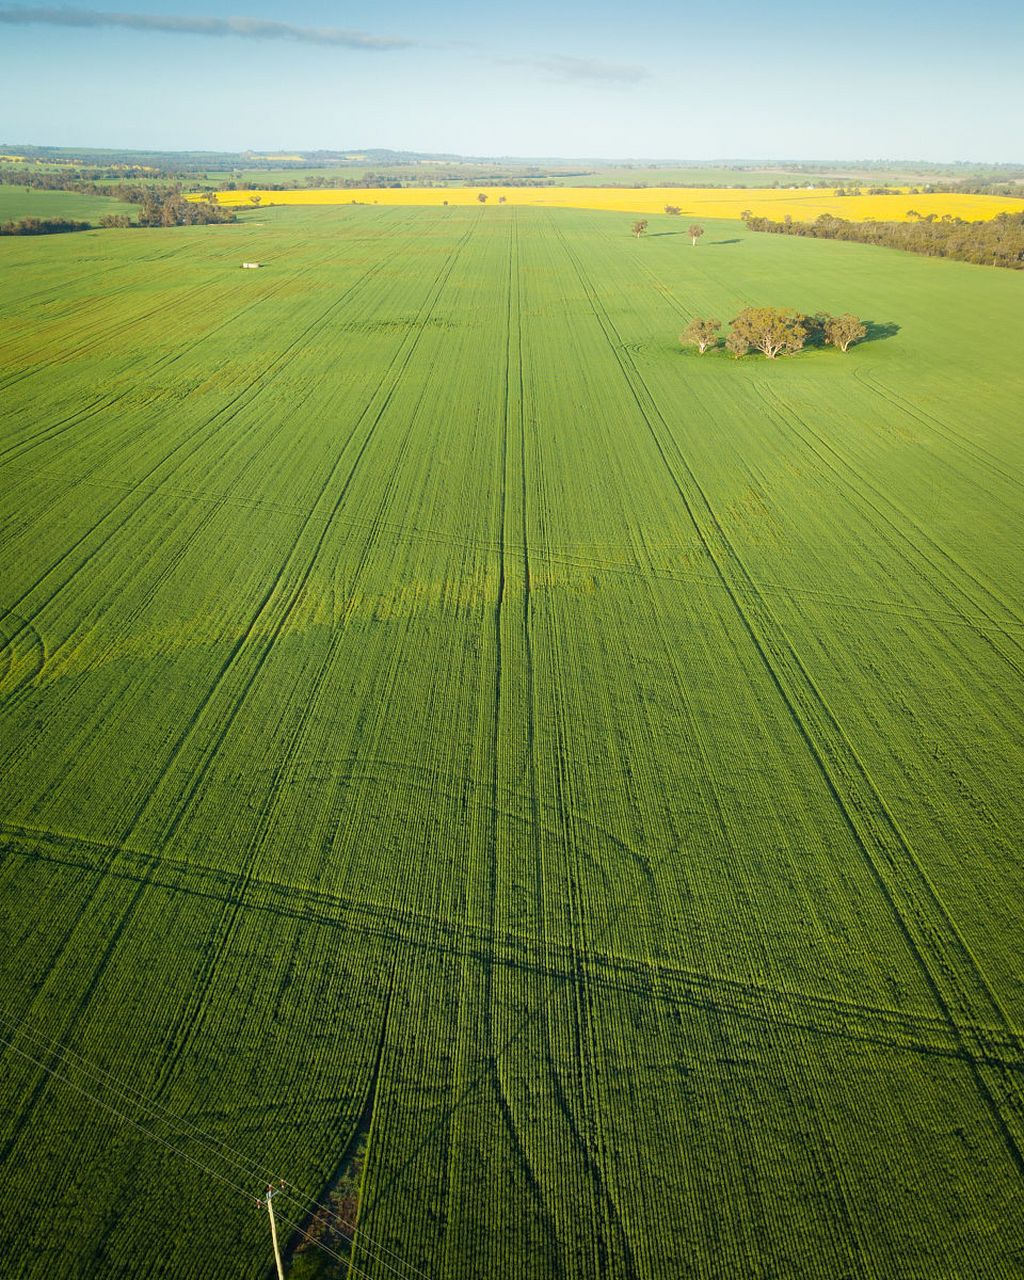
[1, 205, 1022, 1278]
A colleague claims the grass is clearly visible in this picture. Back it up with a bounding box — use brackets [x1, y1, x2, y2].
[0, 205, 1022, 1279]
[0, 185, 136, 223]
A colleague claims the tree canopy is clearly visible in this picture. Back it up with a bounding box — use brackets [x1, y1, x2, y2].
[680, 318, 721, 354]
[730, 307, 808, 359]
[824, 314, 868, 352]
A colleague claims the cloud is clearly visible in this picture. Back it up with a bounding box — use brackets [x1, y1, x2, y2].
[534, 56, 651, 85]
[0, 5, 414, 49]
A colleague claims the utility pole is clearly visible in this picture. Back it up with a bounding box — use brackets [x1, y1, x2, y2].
[259, 1182, 287, 1280]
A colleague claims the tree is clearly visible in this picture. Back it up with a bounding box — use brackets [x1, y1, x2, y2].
[631, 219, 648, 239]
[664, 205, 681, 215]
[680, 318, 721, 354]
[498, 195, 507, 204]
[740, 208, 753, 221]
[729, 306, 808, 359]
[688, 223, 705, 246]
[249, 195, 261, 205]
[477, 192, 488, 203]
[823, 313, 868, 352]
[725, 330, 749, 359]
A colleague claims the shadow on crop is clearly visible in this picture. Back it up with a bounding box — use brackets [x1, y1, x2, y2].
[863, 320, 901, 343]
[707, 238, 741, 245]
[801, 317, 901, 350]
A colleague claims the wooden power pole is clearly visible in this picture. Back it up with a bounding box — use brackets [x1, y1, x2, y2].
[260, 1183, 286, 1280]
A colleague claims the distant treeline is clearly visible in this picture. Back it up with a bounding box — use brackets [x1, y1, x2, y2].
[213, 172, 565, 191]
[790, 159, 1024, 182]
[832, 180, 1024, 198]
[0, 216, 92, 236]
[744, 212, 1024, 269]
[217, 172, 405, 191]
[0, 167, 186, 196]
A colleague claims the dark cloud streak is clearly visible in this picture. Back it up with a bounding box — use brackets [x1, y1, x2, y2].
[0, 5, 414, 48]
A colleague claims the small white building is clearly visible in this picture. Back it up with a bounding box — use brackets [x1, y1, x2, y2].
[241, 262, 262, 269]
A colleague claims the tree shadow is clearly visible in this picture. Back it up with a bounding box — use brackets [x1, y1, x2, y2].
[647, 230, 688, 237]
[799, 316, 901, 350]
[863, 320, 901, 343]
[707, 238, 741, 245]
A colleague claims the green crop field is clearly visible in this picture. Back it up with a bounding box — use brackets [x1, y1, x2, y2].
[0, 185, 136, 224]
[0, 205, 1022, 1279]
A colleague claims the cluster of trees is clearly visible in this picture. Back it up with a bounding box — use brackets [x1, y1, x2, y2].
[744, 211, 1024, 269]
[680, 308, 868, 359]
[136, 194, 236, 226]
[0, 216, 91, 236]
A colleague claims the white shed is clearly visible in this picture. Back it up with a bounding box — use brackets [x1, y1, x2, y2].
[241, 262, 262, 269]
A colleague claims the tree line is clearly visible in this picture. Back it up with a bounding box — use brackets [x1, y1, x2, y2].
[0, 216, 92, 236]
[0, 167, 187, 203]
[680, 308, 868, 359]
[744, 211, 1024, 269]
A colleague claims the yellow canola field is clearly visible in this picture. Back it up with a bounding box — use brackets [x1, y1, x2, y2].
[205, 186, 1022, 222]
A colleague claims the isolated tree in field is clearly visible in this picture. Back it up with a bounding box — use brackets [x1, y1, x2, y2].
[498, 195, 507, 203]
[740, 208, 753, 221]
[823, 313, 868, 352]
[664, 204, 681, 215]
[477, 192, 488, 203]
[680, 317, 721, 354]
[688, 223, 705, 246]
[725, 330, 749, 359]
[632, 219, 648, 239]
[249, 195, 261, 206]
[730, 306, 807, 359]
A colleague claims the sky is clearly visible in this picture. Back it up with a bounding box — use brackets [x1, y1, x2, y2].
[0, 0, 1021, 160]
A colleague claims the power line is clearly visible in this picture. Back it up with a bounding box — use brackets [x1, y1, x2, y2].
[0, 1008, 431, 1279]
[0, 1029, 255, 1201]
[0, 1009, 429, 1277]
[0, 1021, 426, 1280]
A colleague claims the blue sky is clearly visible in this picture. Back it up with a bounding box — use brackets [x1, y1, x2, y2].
[1, 0, 1021, 159]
